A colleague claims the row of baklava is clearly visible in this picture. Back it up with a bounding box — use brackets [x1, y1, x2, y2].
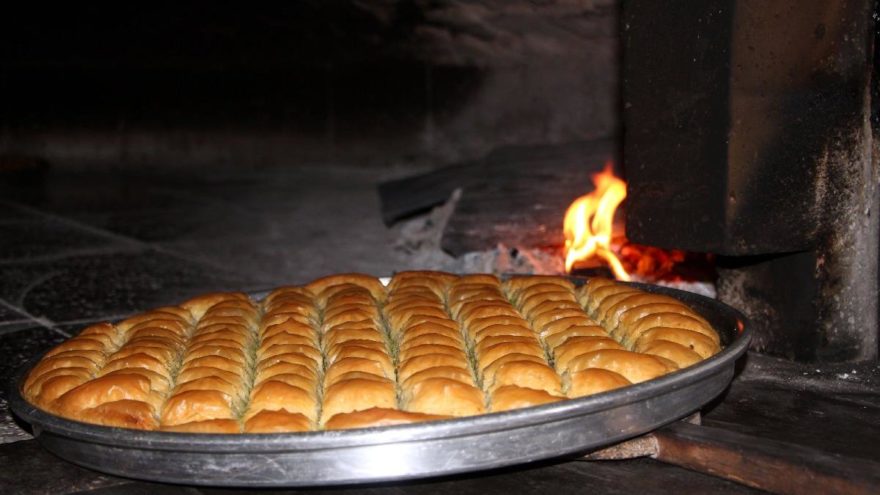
[22, 272, 721, 432]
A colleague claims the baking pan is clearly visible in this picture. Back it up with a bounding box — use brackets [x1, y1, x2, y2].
[9, 281, 750, 487]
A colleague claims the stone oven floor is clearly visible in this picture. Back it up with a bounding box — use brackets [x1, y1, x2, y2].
[1, 167, 878, 494]
[1, 166, 411, 292]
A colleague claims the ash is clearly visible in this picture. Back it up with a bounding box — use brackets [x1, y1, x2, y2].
[392, 189, 564, 275]
[392, 191, 717, 298]
[631, 276, 717, 299]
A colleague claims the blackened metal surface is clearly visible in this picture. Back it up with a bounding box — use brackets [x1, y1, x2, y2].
[9, 284, 750, 487]
[621, 0, 733, 253]
[623, 0, 875, 255]
[624, 0, 878, 362]
[716, 252, 820, 361]
[723, 0, 875, 254]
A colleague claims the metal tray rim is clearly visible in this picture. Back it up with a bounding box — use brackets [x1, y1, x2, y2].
[9, 281, 750, 453]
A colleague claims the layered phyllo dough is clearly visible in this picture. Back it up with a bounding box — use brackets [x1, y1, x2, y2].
[23, 272, 721, 432]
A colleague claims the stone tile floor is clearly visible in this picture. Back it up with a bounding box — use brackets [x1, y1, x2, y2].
[1, 166, 876, 494]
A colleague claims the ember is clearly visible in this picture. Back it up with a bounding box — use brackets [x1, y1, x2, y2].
[618, 244, 686, 280]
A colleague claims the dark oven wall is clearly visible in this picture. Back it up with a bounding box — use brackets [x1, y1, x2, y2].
[622, 0, 879, 362]
[0, 2, 620, 172]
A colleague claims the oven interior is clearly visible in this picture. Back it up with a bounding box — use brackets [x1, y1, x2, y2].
[0, 2, 878, 494]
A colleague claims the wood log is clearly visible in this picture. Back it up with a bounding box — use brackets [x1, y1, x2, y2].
[378, 139, 619, 255]
[653, 422, 880, 495]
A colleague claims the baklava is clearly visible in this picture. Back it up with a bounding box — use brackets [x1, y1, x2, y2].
[23, 272, 721, 432]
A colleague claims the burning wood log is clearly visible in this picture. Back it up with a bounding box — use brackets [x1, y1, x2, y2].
[378, 139, 618, 253]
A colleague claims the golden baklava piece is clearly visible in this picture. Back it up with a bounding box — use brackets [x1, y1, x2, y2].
[23, 272, 720, 432]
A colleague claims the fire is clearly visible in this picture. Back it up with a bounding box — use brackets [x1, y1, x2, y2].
[563, 162, 631, 280]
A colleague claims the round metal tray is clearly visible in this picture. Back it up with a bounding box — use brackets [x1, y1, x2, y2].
[9, 282, 750, 487]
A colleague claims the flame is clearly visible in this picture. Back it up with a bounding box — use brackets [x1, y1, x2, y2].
[563, 162, 631, 281]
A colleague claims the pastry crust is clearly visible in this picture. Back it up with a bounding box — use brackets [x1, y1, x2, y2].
[455, 276, 560, 409]
[23, 273, 720, 432]
[306, 273, 387, 302]
[568, 369, 631, 397]
[406, 378, 486, 416]
[386, 272, 486, 418]
[565, 349, 677, 383]
[633, 327, 719, 359]
[244, 409, 311, 433]
[324, 407, 448, 430]
[160, 419, 241, 434]
[491, 385, 563, 412]
[322, 378, 397, 421]
[82, 400, 160, 430]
